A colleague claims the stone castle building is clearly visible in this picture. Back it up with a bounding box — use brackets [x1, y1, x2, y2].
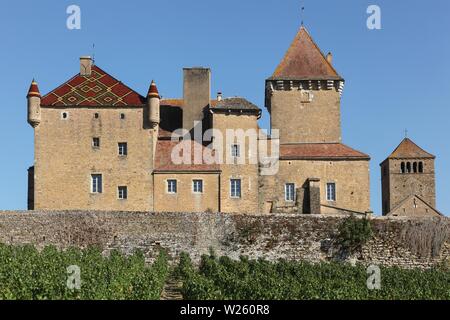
[27, 26, 373, 214]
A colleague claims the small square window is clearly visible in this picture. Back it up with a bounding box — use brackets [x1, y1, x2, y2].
[118, 142, 127, 156]
[230, 179, 241, 198]
[120, 113, 126, 120]
[94, 113, 99, 119]
[61, 112, 68, 119]
[167, 180, 177, 194]
[91, 174, 102, 193]
[326, 183, 336, 202]
[118, 186, 127, 200]
[193, 180, 203, 193]
[92, 137, 100, 148]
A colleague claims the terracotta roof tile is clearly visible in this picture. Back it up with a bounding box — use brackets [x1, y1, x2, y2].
[27, 80, 41, 98]
[41, 65, 145, 107]
[154, 140, 221, 172]
[211, 97, 261, 112]
[387, 138, 435, 159]
[270, 26, 342, 80]
[280, 143, 370, 160]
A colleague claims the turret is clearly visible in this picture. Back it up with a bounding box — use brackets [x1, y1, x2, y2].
[27, 79, 41, 127]
[147, 80, 160, 127]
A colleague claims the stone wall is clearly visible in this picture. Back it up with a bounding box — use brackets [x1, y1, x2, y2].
[0, 211, 448, 269]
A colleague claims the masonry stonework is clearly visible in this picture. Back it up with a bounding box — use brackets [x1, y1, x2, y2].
[0, 211, 448, 269]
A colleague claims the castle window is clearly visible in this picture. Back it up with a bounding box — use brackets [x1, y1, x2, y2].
[413, 162, 418, 173]
[118, 142, 128, 156]
[419, 162, 424, 173]
[231, 144, 240, 158]
[230, 179, 241, 198]
[92, 137, 100, 148]
[94, 113, 99, 119]
[401, 162, 405, 174]
[285, 183, 296, 202]
[406, 162, 411, 173]
[61, 112, 68, 120]
[167, 180, 177, 194]
[326, 183, 336, 202]
[120, 113, 125, 120]
[193, 180, 203, 193]
[118, 186, 128, 200]
[91, 174, 102, 193]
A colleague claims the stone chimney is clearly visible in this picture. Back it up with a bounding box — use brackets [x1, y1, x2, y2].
[80, 56, 93, 76]
[326, 52, 333, 64]
[183, 67, 211, 132]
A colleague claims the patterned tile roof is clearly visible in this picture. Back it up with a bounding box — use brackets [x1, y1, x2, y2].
[387, 138, 435, 159]
[269, 26, 342, 80]
[280, 143, 370, 160]
[154, 140, 221, 172]
[41, 66, 145, 107]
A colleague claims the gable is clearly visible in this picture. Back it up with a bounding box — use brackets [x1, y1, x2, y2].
[41, 66, 145, 107]
[388, 194, 442, 217]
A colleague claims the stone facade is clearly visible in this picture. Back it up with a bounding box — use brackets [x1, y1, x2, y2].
[269, 88, 341, 144]
[0, 211, 448, 269]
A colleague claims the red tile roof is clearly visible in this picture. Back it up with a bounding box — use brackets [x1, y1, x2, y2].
[41, 66, 145, 107]
[280, 143, 370, 160]
[270, 26, 342, 80]
[154, 140, 221, 172]
[387, 138, 435, 159]
[147, 80, 160, 98]
[27, 79, 41, 98]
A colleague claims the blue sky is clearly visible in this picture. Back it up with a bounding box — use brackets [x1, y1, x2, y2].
[0, 0, 448, 215]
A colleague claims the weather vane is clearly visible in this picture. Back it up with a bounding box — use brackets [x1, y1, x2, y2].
[301, 3, 305, 26]
[405, 129, 408, 138]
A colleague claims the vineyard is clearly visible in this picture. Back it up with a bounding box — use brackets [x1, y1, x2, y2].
[176, 253, 450, 300]
[0, 244, 449, 300]
[0, 244, 168, 300]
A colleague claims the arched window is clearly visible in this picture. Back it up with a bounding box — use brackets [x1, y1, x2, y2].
[401, 162, 405, 174]
[406, 162, 411, 173]
[419, 162, 424, 173]
[413, 162, 418, 173]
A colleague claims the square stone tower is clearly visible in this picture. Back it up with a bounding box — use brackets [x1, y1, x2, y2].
[380, 138, 437, 216]
[265, 26, 345, 144]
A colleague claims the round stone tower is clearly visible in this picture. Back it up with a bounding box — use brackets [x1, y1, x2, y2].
[147, 80, 160, 128]
[27, 79, 41, 127]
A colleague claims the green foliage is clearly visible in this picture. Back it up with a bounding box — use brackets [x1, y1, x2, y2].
[177, 253, 450, 300]
[0, 244, 169, 300]
[337, 214, 373, 252]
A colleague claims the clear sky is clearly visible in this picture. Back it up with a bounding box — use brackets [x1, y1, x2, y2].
[0, 0, 448, 215]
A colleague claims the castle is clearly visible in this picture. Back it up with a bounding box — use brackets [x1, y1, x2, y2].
[26, 26, 441, 217]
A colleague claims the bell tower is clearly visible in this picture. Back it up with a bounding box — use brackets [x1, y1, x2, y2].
[265, 26, 345, 144]
[380, 138, 437, 215]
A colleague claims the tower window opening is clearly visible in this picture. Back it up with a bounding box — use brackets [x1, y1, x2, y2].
[413, 162, 418, 173]
[401, 162, 405, 174]
[406, 162, 411, 173]
[419, 162, 424, 173]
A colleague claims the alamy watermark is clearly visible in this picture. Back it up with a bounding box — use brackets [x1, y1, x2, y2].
[66, 5, 81, 30]
[170, 122, 280, 176]
[67, 265, 81, 290]
[367, 5, 381, 30]
[366, 264, 381, 290]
